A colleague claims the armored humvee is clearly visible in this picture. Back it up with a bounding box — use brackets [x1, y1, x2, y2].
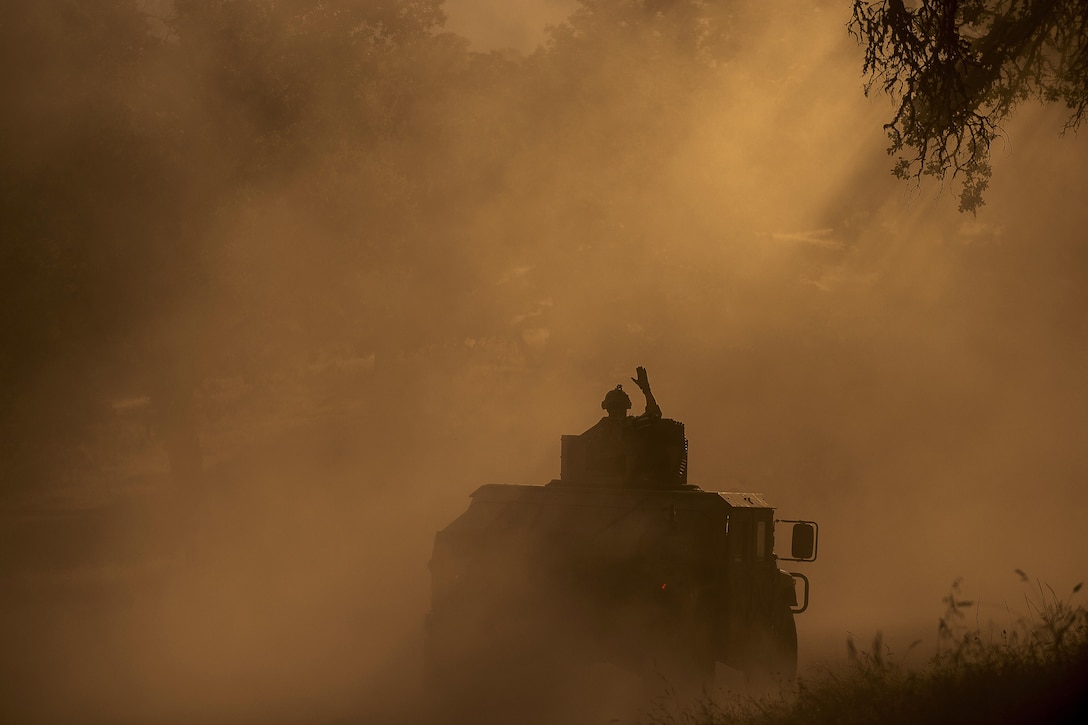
[425, 417, 817, 693]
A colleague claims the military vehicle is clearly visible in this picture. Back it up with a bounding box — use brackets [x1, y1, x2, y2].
[425, 414, 818, 694]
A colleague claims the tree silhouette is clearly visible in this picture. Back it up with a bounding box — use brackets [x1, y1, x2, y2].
[851, 0, 1088, 212]
[0, 0, 461, 492]
[0, 0, 176, 486]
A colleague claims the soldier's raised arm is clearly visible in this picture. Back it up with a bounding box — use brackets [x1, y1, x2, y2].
[631, 366, 661, 420]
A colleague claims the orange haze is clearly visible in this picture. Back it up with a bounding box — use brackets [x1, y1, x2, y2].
[2, 1, 1086, 723]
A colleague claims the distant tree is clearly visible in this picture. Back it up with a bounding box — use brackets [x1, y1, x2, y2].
[169, 0, 447, 179]
[850, 0, 1088, 212]
[545, 0, 753, 65]
[0, 0, 171, 487]
[529, 1, 743, 203]
[0, 0, 458, 491]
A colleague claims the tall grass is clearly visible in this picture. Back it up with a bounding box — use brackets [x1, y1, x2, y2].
[648, 576, 1088, 725]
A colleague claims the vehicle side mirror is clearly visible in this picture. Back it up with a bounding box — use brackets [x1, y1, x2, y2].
[791, 523, 816, 561]
[775, 519, 818, 562]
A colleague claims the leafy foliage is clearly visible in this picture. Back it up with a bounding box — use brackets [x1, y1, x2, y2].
[850, 0, 1088, 212]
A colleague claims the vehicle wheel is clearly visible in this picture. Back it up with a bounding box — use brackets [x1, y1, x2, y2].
[744, 607, 797, 689]
[769, 606, 798, 681]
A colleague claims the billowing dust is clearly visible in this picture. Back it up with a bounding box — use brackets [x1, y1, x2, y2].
[2, 1, 1086, 723]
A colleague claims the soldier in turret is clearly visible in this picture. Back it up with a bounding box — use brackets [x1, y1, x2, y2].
[591, 367, 660, 426]
[582, 367, 662, 483]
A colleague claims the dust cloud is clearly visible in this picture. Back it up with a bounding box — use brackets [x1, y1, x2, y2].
[444, 0, 576, 53]
[2, 0, 1086, 723]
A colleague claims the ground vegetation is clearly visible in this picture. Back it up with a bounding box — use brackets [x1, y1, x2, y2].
[648, 579, 1088, 725]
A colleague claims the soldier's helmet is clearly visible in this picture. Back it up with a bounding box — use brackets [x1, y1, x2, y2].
[601, 385, 632, 413]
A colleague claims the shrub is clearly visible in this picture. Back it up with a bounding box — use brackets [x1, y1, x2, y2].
[647, 575, 1088, 725]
